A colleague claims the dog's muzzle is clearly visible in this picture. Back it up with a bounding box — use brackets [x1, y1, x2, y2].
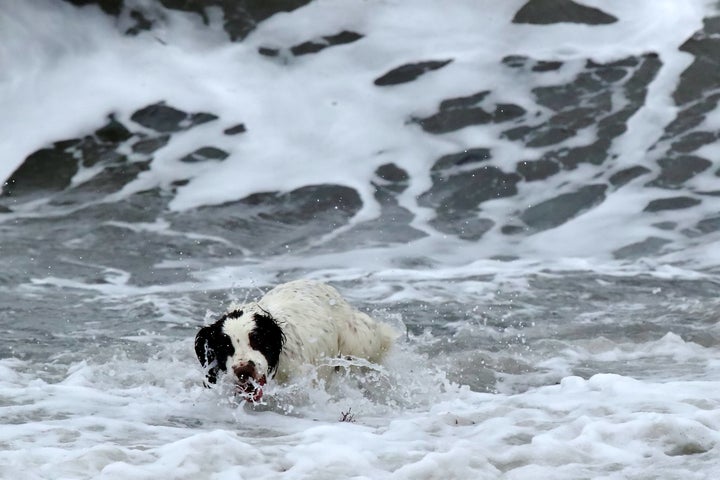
[233, 362, 266, 402]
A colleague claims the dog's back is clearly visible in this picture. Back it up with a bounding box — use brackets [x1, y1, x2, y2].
[257, 279, 397, 381]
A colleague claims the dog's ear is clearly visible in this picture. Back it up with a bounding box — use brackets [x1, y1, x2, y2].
[249, 312, 286, 377]
[194, 319, 234, 385]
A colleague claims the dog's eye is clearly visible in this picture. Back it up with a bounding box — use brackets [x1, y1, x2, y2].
[248, 331, 261, 351]
[218, 334, 234, 356]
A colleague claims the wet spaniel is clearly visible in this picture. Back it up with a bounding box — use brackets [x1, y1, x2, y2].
[194, 279, 397, 401]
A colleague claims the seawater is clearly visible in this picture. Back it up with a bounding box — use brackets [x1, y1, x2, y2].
[2, 0, 720, 478]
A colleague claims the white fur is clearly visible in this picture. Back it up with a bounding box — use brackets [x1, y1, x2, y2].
[221, 316, 270, 381]
[223, 279, 398, 383]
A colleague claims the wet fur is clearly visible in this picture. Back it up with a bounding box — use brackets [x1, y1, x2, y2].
[195, 279, 397, 389]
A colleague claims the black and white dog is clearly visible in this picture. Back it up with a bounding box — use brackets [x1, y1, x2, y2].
[194, 279, 397, 401]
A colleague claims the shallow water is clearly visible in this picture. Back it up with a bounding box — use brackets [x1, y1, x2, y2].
[2, 0, 720, 478]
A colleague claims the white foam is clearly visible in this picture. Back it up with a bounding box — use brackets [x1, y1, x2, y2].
[3, 347, 720, 479]
[4, 1, 720, 478]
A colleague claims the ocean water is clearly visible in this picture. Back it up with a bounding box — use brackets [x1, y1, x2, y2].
[2, 0, 720, 478]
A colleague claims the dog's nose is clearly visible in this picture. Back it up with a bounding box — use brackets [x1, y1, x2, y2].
[233, 361, 256, 380]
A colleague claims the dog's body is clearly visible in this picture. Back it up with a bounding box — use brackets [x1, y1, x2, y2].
[194, 279, 397, 401]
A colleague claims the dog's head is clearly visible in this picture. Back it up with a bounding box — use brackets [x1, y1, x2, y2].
[194, 307, 285, 402]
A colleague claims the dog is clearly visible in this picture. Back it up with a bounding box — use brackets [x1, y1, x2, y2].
[194, 279, 397, 402]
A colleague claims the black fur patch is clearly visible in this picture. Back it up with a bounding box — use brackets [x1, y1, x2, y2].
[225, 309, 244, 319]
[194, 317, 234, 385]
[249, 311, 286, 377]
